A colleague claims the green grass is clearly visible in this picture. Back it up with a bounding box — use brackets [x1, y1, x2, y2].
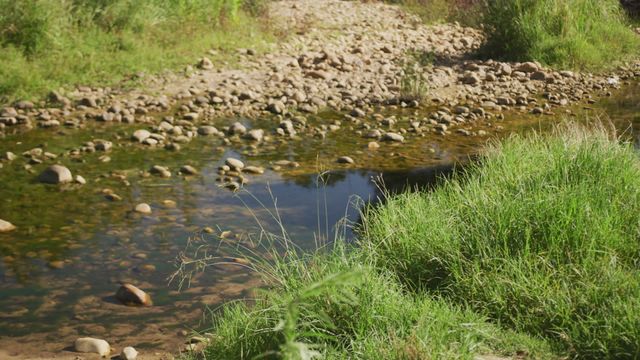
[480, 0, 640, 70]
[187, 123, 640, 359]
[0, 0, 272, 104]
[191, 244, 556, 359]
[363, 123, 640, 358]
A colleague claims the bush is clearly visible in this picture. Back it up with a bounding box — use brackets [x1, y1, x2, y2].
[480, 0, 640, 69]
[363, 124, 640, 358]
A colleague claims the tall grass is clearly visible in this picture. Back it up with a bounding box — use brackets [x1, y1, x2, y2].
[480, 0, 640, 69]
[363, 123, 640, 358]
[0, 0, 270, 103]
[192, 123, 640, 359]
[191, 244, 556, 359]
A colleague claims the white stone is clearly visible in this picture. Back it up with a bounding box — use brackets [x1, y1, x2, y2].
[121, 346, 138, 360]
[0, 219, 16, 232]
[74, 337, 110, 357]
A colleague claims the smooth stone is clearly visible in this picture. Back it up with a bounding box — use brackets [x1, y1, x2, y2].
[74, 337, 110, 357]
[337, 156, 355, 164]
[368, 141, 380, 150]
[150, 165, 171, 178]
[132, 129, 151, 142]
[75, 175, 87, 185]
[243, 166, 264, 175]
[225, 158, 245, 170]
[38, 165, 72, 184]
[243, 129, 264, 142]
[180, 165, 198, 175]
[115, 283, 153, 306]
[382, 132, 404, 142]
[134, 203, 152, 214]
[121, 346, 138, 360]
[0, 219, 16, 232]
[197, 126, 218, 136]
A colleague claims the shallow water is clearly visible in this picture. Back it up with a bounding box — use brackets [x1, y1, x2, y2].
[0, 82, 638, 353]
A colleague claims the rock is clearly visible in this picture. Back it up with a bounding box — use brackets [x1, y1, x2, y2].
[243, 166, 264, 175]
[350, 108, 366, 117]
[14, 100, 34, 110]
[150, 165, 171, 178]
[243, 129, 264, 142]
[462, 73, 480, 85]
[198, 125, 218, 136]
[75, 175, 87, 185]
[267, 101, 285, 114]
[184, 112, 199, 121]
[3, 152, 16, 161]
[94, 140, 113, 151]
[1, 107, 18, 117]
[116, 283, 153, 306]
[198, 57, 214, 70]
[180, 165, 198, 175]
[121, 346, 138, 360]
[134, 203, 152, 214]
[0, 219, 16, 232]
[225, 158, 245, 170]
[38, 165, 72, 184]
[530, 71, 547, 81]
[337, 156, 355, 164]
[306, 70, 333, 80]
[382, 132, 404, 142]
[228, 122, 247, 135]
[132, 130, 151, 143]
[79, 97, 98, 108]
[74, 337, 110, 357]
[516, 62, 539, 73]
[368, 141, 380, 150]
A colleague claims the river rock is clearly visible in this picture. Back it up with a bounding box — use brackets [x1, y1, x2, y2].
[243, 129, 264, 142]
[243, 166, 264, 175]
[198, 57, 214, 70]
[382, 132, 404, 142]
[121, 346, 138, 360]
[116, 283, 152, 306]
[0, 219, 16, 232]
[337, 156, 355, 164]
[132, 129, 151, 143]
[225, 158, 245, 170]
[150, 165, 171, 178]
[228, 122, 247, 135]
[75, 175, 87, 185]
[134, 203, 152, 214]
[3, 151, 16, 161]
[516, 62, 539, 73]
[38, 165, 72, 184]
[198, 125, 218, 136]
[180, 165, 198, 175]
[74, 337, 110, 357]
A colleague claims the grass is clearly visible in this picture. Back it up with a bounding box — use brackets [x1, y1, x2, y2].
[383, 0, 483, 27]
[480, 0, 640, 70]
[363, 123, 640, 358]
[0, 0, 272, 104]
[184, 123, 640, 359]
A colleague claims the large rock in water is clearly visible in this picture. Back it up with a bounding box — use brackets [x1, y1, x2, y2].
[0, 219, 16, 232]
[116, 283, 153, 306]
[74, 337, 110, 356]
[38, 165, 72, 184]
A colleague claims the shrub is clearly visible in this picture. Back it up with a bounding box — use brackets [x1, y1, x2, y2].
[480, 0, 640, 69]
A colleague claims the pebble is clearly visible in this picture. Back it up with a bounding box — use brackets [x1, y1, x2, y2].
[38, 165, 73, 184]
[243, 165, 264, 175]
[132, 129, 151, 143]
[225, 158, 245, 170]
[115, 283, 153, 306]
[337, 156, 355, 164]
[180, 165, 198, 175]
[150, 165, 171, 178]
[0, 219, 16, 232]
[75, 175, 87, 185]
[74, 337, 110, 357]
[134, 203, 152, 214]
[121, 346, 138, 360]
[382, 132, 404, 142]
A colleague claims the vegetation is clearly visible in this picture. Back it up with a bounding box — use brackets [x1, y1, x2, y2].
[480, 0, 640, 69]
[191, 123, 640, 359]
[0, 0, 271, 103]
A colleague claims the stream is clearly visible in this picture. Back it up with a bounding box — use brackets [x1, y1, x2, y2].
[0, 82, 638, 355]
